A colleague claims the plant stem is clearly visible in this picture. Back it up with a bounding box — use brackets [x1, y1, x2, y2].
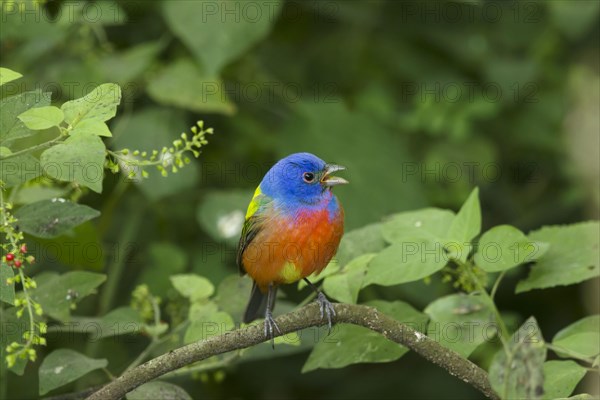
[463, 261, 510, 342]
[123, 307, 185, 372]
[14, 270, 36, 359]
[0, 190, 38, 362]
[0, 134, 65, 160]
[490, 270, 506, 301]
[102, 368, 115, 381]
[85, 206, 143, 362]
[98, 206, 144, 315]
[124, 338, 159, 373]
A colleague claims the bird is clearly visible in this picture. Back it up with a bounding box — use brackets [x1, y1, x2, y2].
[237, 152, 347, 341]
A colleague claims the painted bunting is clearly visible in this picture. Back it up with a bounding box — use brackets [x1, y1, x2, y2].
[237, 152, 347, 340]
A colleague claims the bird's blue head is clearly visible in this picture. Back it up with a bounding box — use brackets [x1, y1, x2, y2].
[261, 152, 348, 206]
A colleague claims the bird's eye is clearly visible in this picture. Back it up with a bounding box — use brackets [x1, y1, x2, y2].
[303, 172, 315, 183]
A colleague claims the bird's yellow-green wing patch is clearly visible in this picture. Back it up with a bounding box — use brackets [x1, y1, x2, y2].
[237, 186, 272, 275]
[245, 185, 263, 219]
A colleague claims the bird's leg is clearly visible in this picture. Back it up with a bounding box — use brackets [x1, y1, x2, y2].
[264, 283, 280, 346]
[303, 278, 336, 333]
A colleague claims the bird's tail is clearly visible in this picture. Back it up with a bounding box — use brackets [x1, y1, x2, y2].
[243, 281, 267, 323]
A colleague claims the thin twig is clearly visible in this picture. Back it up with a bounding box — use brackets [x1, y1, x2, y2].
[0, 134, 65, 160]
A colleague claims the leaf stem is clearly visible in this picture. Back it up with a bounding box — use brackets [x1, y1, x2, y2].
[490, 270, 506, 301]
[98, 206, 144, 315]
[0, 134, 65, 161]
[123, 321, 189, 373]
[102, 368, 115, 381]
[13, 269, 36, 360]
[124, 296, 163, 372]
[124, 338, 159, 374]
[463, 261, 509, 342]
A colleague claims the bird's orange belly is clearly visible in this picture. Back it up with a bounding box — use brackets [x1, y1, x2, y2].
[241, 208, 343, 290]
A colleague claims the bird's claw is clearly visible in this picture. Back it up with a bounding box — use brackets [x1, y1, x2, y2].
[316, 292, 336, 334]
[264, 310, 281, 347]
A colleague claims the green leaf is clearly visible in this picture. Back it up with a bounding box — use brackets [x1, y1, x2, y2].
[90, 306, 143, 339]
[542, 360, 587, 399]
[144, 322, 169, 338]
[302, 324, 407, 373]
[39, 349, 108, 395]
[17, 106, 64, 130]
[445, 187, 481, 261]
[488, 317, 546, 400]
[215, 275, 253, 322]
[516, 222, 600, 292]
[170, 274, 215, 302]
[1, 90, 52, 142]
[70, 119, 112, 137]
[33, 221, 104, 270]
[424, 294, 495, 357]
[13, 185, 69, 204]
[364, 238, 447, 287]
[31, 271, 106, 321]
[474, 225, 549, 272]
[382, 208, 455, 243]
[61, 83, 121, 126]
[147, 59, 236, 115]
[323, 254, 374, 304]
[127, 381, 192, 400]
[14, 199, 101, 238]
[184, 302, 234, 343]
[0, 264, 15, 305]
[163, 1, 283, 75]
[0, 151, 42, 188]
[0, 67, 22, 86]
[553, 315, 600, 359]
[336, 222, 386, 266]
[302, 299, 427, 372]
[40, 133, 106, 193]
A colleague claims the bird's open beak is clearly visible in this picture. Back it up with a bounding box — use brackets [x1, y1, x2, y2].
[321, 164, 349, 186]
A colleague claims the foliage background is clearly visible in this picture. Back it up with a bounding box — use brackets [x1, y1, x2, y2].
[1, 0, 599, 398]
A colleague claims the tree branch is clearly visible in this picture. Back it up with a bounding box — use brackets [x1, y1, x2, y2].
[86, 303, 499, 400]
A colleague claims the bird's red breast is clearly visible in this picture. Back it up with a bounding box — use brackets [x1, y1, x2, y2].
[241, 205, 344, 292]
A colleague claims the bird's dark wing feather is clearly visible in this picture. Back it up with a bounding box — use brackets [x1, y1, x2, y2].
[236, 192, 271, 275]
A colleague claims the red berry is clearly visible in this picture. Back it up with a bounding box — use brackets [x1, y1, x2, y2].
[5, 253, 14, 262]
[14, 260, 22, 268]
[20, 244, 27, 254]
